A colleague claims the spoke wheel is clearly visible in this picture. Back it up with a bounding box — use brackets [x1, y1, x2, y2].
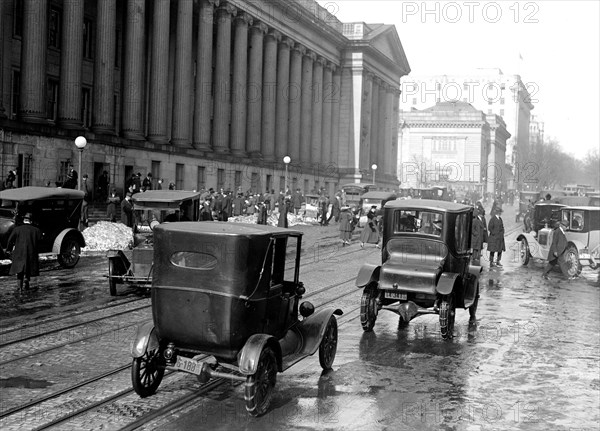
[561, 245, 582, 278]
[108, 259, 118, 296]
[57, 236, 81, 269]
[439, 297, 456, 340]
[245, 347, 277, 417]
[318, 316, 338, 370]
[360, 284, 379, 332]
[131, 347, 164, 398]
[519, 239, 530, 266]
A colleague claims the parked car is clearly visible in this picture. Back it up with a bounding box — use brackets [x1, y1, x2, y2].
[357, 191, 397, 227]
[130, 222, 342, 416]
[106, 190, 202, 295]
[355, 199, 481, 339]
[0, 187, 85, 268]
[560, 206, 600, 271]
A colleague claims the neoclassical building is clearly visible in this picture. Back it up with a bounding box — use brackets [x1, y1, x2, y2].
[0, 0, 409, 196]
[398, 101, 510, 197]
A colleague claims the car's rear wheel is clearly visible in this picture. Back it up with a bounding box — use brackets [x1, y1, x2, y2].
[318, 316, 338, 370]
[131, 347, 164, 398]
[360, 284, 378, 332]
[439, 296, 455, 340]
[245, 347, 277, 417]
[57, 235, 81, 268]
[519, 238, 530, 266]
[561, 245, 582, 278]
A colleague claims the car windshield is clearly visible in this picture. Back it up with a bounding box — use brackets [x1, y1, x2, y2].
[394, 210, 443, 236]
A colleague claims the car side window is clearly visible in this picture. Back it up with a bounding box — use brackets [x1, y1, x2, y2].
[455, 213, 469, 254]
[571, 211, 584, 231]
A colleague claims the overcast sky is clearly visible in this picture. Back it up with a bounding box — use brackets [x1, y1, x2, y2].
[317, 0, 600, 160]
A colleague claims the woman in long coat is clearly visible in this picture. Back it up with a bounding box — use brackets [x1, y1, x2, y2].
[487, 207, 505, 267]
[360, 206, 380, 247]
[339, 206, 353, 246]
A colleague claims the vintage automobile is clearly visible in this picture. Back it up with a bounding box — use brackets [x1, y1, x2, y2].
[516, 201, 598, 277]
[516, 190, 539, 223]
[130, 222, 342, 416]
[0, 187, 85, 268]
[355, 199, 481, 339]
[357, 191, 397, 227]
[106, 190, 202, 295]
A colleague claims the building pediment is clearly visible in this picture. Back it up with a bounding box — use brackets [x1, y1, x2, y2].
[366, 24, 411, 74]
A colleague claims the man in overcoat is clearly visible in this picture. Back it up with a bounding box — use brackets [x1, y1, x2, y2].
[471, 207, 488, 265]
[542, 219, 568, 280]
[6, 213, 42, 289]
[121, 192, 134, 227]
[487, 207, 505, 267]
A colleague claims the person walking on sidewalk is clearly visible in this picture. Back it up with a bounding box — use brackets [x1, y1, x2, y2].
[339, 206, 353, 246]
[6, 212, 42, 290]
[487, 207, 505, 267]
[542, 219, 569, 280]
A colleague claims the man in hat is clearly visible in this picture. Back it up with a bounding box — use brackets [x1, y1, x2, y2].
[81, 174, 90, 227]
[142, 172, 153, 192]
[6, 212, 42, 289]
[542, 218, 569, 280]
[487, 206, 505, 267]
[106, 187, 120, 222]
[121, 192, 134, 227]
[471, 207, 488, 265]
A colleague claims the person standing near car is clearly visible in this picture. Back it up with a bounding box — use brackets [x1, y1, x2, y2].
[121, 192, 134, 227]
[542, 219, 569, 280]
[6, 212, 42, 290]
[339, 206, 353, 246]
[106, 187, 120, 222]
[81, 174, 90, 227]
[487, 207, 505, 267]
[471, 207, 487, 265]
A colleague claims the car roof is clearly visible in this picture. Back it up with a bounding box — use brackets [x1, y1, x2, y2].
[385, 199, 471, 212]
[156, 221, 303, 237]
[0, 186, 84, 201]
[132, 190, 203, 204]
[361, 191, 397, 199]
[561, 206, 600, 211]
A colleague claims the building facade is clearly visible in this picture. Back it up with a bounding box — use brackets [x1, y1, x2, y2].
[400, 69, 533, 190]
[0, 0, 410, 196]
[398, 101, 510, 197]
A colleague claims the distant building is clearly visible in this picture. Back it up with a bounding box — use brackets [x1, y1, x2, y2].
[400, 69, 533, 189]
[0, 0, 409, 194]
[398, 101, 510, 197]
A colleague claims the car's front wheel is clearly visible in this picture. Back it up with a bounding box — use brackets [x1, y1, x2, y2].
[439, 296, 455, 340]
[57, 235, 81, 268]
[561, 245, 582, 278]
[519, 238, 530, 266]
[360, 284, 379, 332]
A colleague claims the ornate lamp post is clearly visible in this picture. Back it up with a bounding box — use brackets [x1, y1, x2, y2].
[283, 156, 291, 193]
[371, 163, 378, 185]
[74, 136, 87, 190]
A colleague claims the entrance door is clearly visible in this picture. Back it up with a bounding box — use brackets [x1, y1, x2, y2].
[93, 162, 107, 202]
[124, 165, 134, 195]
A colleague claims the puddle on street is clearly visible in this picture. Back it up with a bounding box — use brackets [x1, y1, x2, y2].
[0, 376, 53, 389]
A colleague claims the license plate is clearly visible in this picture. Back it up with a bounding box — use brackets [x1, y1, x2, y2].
[385, 291, 407, 300]
[579, 253, 590, 260]
[174, 356, 202, 375]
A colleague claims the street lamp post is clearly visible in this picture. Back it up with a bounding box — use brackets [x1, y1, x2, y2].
[75, 136, 87, 190]
[371, 163, 378, 185]
[283, 156, 291, 193]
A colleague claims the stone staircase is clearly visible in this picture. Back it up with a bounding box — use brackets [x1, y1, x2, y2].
[87, 202, 120, 226]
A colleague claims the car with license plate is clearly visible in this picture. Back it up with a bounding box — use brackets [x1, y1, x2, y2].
[0, 186, 85, 268]
[106, 190, 202, 295]
[355, 199, 481, 339]
[130, 222, 342, 416]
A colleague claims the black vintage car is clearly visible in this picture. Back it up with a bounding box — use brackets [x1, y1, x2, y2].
[131, 222, 342, 416]
[0, 187, 85, 268]
[355, 199, 481, 339]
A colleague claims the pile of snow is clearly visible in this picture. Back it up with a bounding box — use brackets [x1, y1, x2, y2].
[82, 221, 134, 251]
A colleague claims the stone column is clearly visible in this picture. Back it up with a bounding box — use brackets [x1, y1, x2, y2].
[369, 77, 380, 169]
[330, 68, 341, 164]
[19, 0, 48, 123]
[58, 0, 84, 128]
[122, 0, 146, 140]
[287, 44, 304, 163]
[212, 3, 236, 153]
[230, 13, 252, 157]
[193, 0, 217, 150]
[300, 51, 315, 164]
[310, 56, 324, 165]
[0, 0, 5, 117]
[320, 63, 333, 165]
[171, 0, 193, 147]
[360, 72, 373, 170]
[391, 88, 401, 179]
[92, 0, 117, 134]
[147, 0, 170, 144]
[246, 21, 267, 157]
[260, 30, 280, 161]
[382, 85, 394, 175]
[377, 81, 387, 174]
[275, 37, 293, 161]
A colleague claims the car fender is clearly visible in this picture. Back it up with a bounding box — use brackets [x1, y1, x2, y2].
[516, 232, 544, 259]
[566, 240, 585, 254]
[355, 264, 380, 288]
[52, 228, 86, 254]
[436, 272, 459, 295]
[294, 307, 343, 358]
[238, 334, 283, 375]
[130, 320, 159, 358]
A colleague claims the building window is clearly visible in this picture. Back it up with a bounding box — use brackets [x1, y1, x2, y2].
[314, 180, 320, 192]
[251, 173, 259, 192]
[412, 98, 417, 105]
[500, 98, 505, 104]
[304, 179, 309, 194]
[197, 166, 205, 190]
[21, 155, 32, 186]
[47, 79, 59, 121]
[176, 164, 184, 190]
[488, 100, 493, 105]
[500, 109, 505, 116]
[217, 169, 225, 191]
[58, 160, 70, 186]
[152, 161, 161, 188]
[11, 71, 20, 118]
[81, 87, 92, 128]
[436, 83, 441, 90]
[292, 177, 298, 191]
[266, 175, 272, 192]
[48, 6, 61, 49]
[487, 109, 492, 115]
[234, 170, 242, 191]
[13, 0, 24, 37]
[500, 83, 506, 90]
[83, 18, 93, 59]
[279, 176, 285, 192]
